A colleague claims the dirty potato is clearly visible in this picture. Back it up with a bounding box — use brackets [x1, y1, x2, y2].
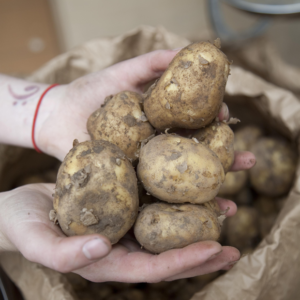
[218, 170, 248, 196]
[249, 138, 297, 197]
[134, 202, 222, 253]
[137, 134, 225, 204]
[234, 125, 263, 152]
[87, 91, 154, 161]
[144, 41, 230, 130]
[193, 121, 234, 173]
[52, 140, 139, 244]
[225, 206, 259, 250]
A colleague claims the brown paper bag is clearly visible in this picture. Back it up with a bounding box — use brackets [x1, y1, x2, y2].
[1, 26, 300, 300]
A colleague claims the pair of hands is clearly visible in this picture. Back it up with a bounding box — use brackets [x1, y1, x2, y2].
[0, 49, 256, 283]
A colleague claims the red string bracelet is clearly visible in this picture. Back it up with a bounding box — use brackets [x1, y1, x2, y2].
[31, 84, 59, 153]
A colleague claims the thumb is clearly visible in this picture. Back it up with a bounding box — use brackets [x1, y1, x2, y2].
[18, 224, 111, 273]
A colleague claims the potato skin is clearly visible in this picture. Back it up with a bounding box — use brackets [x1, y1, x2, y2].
[87, 91, 154, 161]
[144, 42, 230, 130]
[249, 138, 296, 197]
[137, 134, 225, 204]
[218, 171, 248, 196]
[53, 140, 139, 244]
[234, 125, 263, 152]
[193, 122, 234, 173]
[134, 202, 221, 253]
[225, 206, 259, 250]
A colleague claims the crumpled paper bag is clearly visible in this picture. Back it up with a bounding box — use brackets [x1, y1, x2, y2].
[1, 25, 300, 300]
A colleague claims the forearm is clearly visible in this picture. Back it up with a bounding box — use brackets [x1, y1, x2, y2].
[0, 74, 63, 150]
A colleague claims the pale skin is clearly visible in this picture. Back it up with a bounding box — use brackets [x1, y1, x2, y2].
[0, 49, 256, 282]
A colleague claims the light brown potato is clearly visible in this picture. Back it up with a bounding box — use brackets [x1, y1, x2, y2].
[225, 206, 259, 250]
[144, 41, 230, 130]
[193, 121, 234, 173]
[249, 138, 297, 197]
[137, 134, 225, 204]
[52, 140, 139, 244]
[134, 202, 222, 253]
[218, 170, 248, 196]
[234, 125, 263, 151]
[87, 91, 154, 161]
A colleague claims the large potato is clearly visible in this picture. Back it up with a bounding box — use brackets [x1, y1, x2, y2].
[137, 134, 225, 204]
[193, 121, 234, 173]
[134, 202, 222, 253]
[144, 41, 230, 130]
[52, 140, 139, 244]
[87, 91, 154, 161]
[249, 138, 296, 197]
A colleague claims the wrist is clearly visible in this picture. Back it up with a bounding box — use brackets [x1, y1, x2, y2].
[34, 84, 68, 159]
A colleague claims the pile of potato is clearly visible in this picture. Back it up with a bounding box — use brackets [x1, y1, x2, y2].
[50, 40, 237, 253]
[219, 125, 297, 254]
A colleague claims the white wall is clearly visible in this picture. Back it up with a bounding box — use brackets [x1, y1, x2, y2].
[49, 0, 300, 66]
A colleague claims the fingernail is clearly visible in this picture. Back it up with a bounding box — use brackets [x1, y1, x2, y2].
[227, 260, 239, 266]
[207, 250, 222, 261]
[218, 103, 229, 121]
[82, 238, 110, 260]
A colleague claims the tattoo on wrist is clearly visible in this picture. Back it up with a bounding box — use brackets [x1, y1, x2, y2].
[9, 84, 40, 106]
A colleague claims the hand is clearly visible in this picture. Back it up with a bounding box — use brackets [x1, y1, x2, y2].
[0, 151, 255, 283]
[37, 49, 230, 161]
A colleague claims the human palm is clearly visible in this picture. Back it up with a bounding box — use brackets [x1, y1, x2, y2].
[0, 183, 241, 282]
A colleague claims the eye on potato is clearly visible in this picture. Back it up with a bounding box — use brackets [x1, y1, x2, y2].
[134, 202, 222, 253]
[249, 138, 297, 197]
[52, 139, 139, 244]
[193, 121, 234, 173]
[144, 41, 230, 130]
[137, 134, 225, 204]
[87, 91, 154, 161]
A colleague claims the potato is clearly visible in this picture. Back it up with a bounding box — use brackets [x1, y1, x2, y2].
[134, 202, 222, 253]
[52, 140, 139, 244]
[249, 138, 296, 197]
[225, 206, 259, 250]
[87, 91, 154, 161]
[137, 134, 225, 204]
[218, 170, 248, 196]
[234, 125, 263, 151]
[193, 121, 234, 173]
[144, 41, 230, 130]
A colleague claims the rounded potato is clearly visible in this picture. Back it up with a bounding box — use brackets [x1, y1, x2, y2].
[218, 170, 248, 196]
[225, 206, 259, 250]
[234, 125, 263, 152]
[144, 41, 230, 130]
[193, 121, 234, 173]
[53, 140, 139, 244]
[87, 91, 154, 161]
[249, 138, 296, 197]
[134, 202, 222, 253]
[137, 134, 225, 204]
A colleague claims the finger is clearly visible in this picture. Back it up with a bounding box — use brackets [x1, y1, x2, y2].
[76, 240, 222, 283]
[230, 151, 256, 171]
[107, 49, 180, 90]
[215, 198, 237, 217]
[165, 246, 240, 281]
[18, 223, 112, 273]
[217, 103, 229, 122]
